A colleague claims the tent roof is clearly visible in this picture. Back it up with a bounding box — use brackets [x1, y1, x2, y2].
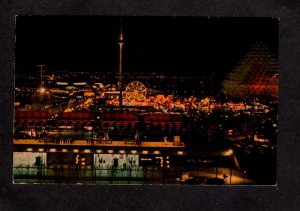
[144, 113, 182, 122]
[101, 112, 139, 122]
[15, 111, 49, 119]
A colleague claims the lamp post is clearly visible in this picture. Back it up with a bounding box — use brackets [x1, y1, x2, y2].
[37, 65, 47, 106]
[118, 19, 124, 110]
[243, 170, 247, 184]
[230, 168, 233, 184]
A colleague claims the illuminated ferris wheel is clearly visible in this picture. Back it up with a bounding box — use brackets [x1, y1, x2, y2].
[125, 81, 147, 102]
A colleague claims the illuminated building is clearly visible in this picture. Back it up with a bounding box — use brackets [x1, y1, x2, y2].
[222, 41, 278, 100]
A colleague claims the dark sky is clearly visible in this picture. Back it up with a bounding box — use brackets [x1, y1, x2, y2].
[16, 16, 278, 75]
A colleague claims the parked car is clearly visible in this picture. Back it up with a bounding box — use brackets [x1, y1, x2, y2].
[181, 176, 206, 185]
[206, 177, 225, 185]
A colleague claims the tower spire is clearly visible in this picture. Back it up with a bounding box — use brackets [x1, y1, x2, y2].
[118, 18, 124, 109]
[119, 18, 123, 41]
[37, 64, 46, 88]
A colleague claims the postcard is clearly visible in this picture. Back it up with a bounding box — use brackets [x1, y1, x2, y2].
[13, 16, 278, 185]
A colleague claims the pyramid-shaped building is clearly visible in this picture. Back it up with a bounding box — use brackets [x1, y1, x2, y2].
[222, 41, 278, 100]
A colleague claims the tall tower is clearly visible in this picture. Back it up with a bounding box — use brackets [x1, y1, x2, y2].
[37, 64, 46, 88]
[118, 19, 124, 109]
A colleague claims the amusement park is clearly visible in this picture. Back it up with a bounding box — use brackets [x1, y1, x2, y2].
[13, 16, 278, 185]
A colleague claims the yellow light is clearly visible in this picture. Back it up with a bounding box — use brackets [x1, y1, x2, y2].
[96, 149, 102, 153]
[177, 151, 184, 155]
[73, 149, 79, 153]
[167, 165, 170, 168]
[75, 155, 79, 164]
[142, 150, 148, 154]
[27, 148, 33, 152]
[40, 87, 46, 94]
[62, 149, 67, 152]
[50, 148, 56, 152]
[223, 149, 234, 156]
[38, 148, 44, 152]
[166, 160, 170, 164]
[119, 150, 125, 154]
[84, 149, 91, 153]
[108, 150, 114, 154]
[131, 150, 137, 154]
[154, 151, 160, 154]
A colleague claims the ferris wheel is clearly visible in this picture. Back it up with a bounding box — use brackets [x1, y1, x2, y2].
[125, 81, 147, 102]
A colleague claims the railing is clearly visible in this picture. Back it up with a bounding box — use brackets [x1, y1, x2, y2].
[13, 165, 181, 184]
[14, 139, 185, 148]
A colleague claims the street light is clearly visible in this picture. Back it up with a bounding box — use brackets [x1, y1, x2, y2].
[131, 150, 137, 154]
[177, 151, 184, 155]
[223, 149, 234, 156]
[39, 87, 46, 94]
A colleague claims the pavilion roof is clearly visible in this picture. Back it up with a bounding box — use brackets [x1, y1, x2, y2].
[15, 111, 49, 119]
[101, 112, 139, 122]
[144, 113, 182, 122]
[58, 112, 95, 120]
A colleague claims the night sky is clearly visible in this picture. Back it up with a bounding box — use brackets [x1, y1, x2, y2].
[16, 16, 278, 76]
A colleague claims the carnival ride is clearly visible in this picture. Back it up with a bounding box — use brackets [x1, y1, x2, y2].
[124, 81, 147, 102]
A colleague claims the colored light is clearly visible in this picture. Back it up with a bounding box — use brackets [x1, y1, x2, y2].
[223, 149, 234, 156]
[131, 150, 137, 154]
[39, 87, 46, 94]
